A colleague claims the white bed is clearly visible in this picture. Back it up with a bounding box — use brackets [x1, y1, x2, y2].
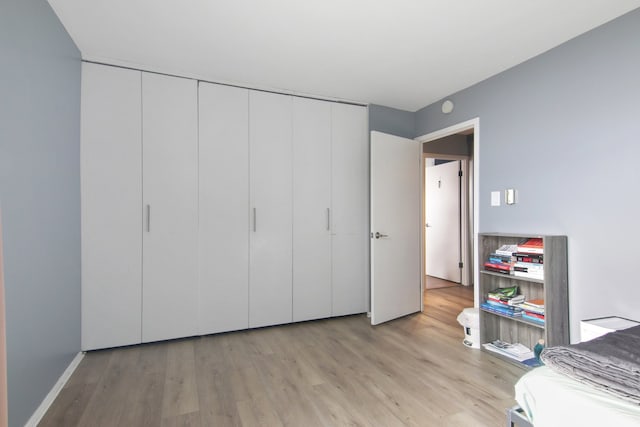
[515, 366, 640, 427]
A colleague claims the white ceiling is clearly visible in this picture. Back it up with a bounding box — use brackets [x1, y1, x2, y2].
[48, 0, 640, 111]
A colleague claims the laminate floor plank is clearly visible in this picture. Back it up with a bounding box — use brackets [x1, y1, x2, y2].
[161, 340, 199, 418]
[74, 346, 142, 427]
[235, 395, 283, 427]
[121, 342, 168, 427]
[37, 383, 97, 427]
[41, 285, 522, 427]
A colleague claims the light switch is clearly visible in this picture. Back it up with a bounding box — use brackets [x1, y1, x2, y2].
[505, 189, 516, 205]
[491, 191, 500, 206]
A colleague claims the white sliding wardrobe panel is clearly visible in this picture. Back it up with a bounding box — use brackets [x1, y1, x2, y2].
[249, 91, 293, 328]
[331, 103, 369, 316]
[142, 72, 199, 342]
[198, 82, 249, 335]
[81, 63, 142, 350]
[292, 97, 332, 322]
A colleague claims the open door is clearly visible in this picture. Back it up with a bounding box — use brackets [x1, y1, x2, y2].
[370, 132, 422, 325]
[425, 160, 461, 283]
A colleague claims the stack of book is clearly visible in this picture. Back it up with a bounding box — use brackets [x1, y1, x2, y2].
[482, 340, 535, 362]
[483, 245, 515, 275]
[518, 299, 545, 325]
[481, 286, 525, 317]
[512, 238, 544, 280]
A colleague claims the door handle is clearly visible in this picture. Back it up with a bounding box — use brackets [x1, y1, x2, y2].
[253, 208, 257, 232]
[425, 223, 431, 228]
[374, 232, 388, 239]
[326, 208, 331, 231]
[146, 205, 151, 232]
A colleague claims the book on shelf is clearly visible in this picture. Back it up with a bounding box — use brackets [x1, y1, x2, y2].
[517, 238, 544, 254]
[487, 294, 525, 305]
[487, 286, 519, 298]
[485, 266, 511, 275]
[513, 271, 544, 280]
[481, 302, 523, 317]
[482, 340, 535, 362]
[522, 311, 544, 320]
[484, 261, 511, 270]
[513, 262, 544, 274]
[483, 299, 524, 313]
[517, 300, 545, 315]
[495, 244, 519, 256]
[488, 253, 514, 264]
[522, 313, 545, 325]
[514, 252, 543, 264]
[523, 298, 544, 308]
[518, 305, 544, 315]
[483, 262, 512, 275]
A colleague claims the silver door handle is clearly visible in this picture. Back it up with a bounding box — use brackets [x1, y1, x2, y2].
[253, 208, 257, 232]
[146, 205, 151, 232]
[425, 223, 431, 228]
[374, 232, 388, 239]
[326, 208, 331, 231]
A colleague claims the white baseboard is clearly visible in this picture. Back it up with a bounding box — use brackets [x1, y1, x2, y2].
[25, 351, 84, 427]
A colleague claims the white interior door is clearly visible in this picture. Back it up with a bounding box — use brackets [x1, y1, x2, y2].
[331, 104, 369, 316]
[292, 97, 332, 322]
[425, 160, 461, 283]
[198, 82, 249, 335]
[81, 63, 142, 350]
[370, 131, 422, 325]
[249, 91, 293, 328]
[142, 73, 199, 342]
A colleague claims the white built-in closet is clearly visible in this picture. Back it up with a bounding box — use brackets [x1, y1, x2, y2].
[81, 62, 368, 351]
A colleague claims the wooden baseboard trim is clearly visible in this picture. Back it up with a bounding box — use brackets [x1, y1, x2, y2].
[24, 352, 84, 427]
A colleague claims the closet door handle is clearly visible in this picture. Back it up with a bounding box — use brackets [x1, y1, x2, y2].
[253, 208, 257, 232]
[146, 205, 151, 232]
[327, 208, 331, 231]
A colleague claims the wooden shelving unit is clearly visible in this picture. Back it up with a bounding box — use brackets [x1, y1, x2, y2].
[478, 233, 569, 368]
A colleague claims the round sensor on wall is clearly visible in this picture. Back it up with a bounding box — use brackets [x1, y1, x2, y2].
[441, 100, 454, 114]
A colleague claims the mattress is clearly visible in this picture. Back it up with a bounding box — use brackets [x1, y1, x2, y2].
[515, 366, 640, 427]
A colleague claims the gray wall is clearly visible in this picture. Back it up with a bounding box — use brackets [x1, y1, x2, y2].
[369, 104, 415, 139]
[415, 8, 640, 342]
[0, 1, 81, 425]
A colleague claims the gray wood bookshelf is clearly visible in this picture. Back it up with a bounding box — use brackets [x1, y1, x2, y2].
[478, 233, 569, 368]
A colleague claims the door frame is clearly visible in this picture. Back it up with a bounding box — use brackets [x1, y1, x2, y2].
[0, 211, 7, 427]
[416, 118, 480, 308]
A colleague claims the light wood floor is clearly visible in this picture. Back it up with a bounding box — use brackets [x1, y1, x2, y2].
[424, 275, 459, 290]
[40, 286, 522, 426]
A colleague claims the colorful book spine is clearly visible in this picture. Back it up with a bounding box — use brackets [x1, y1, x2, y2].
[523, 311, 545, 320]
[489, 253, 514, 263]
[517, 238, 544, 254]
[484, 299, 523, 313]
[514, 253, 543, 264]
[522, 313, 545, 325]
[481, 302, 523, 317]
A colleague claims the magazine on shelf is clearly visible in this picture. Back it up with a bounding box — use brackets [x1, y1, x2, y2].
[482, 340, 535, 362]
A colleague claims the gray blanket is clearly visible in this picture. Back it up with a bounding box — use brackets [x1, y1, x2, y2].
[541, 325, 640, 404]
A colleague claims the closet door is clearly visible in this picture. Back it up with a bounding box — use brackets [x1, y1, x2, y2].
[331, 103, 369, 316]
[81, 63, 142, 350]
[198, 82, 249, 334]
[249, 91, 293, 328]
[142, 73, 198, 342]
[292, 98, 332, 322]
